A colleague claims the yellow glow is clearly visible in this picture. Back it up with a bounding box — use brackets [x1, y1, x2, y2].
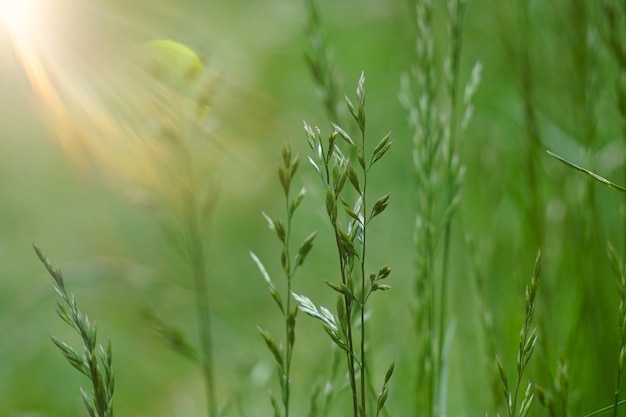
[0, 0, 40, 35]
[2, 0, 244, 194]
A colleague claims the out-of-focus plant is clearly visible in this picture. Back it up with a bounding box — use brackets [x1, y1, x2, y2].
[84, 41, 222, 417]
[17, 25, 224, 416]
[399, 0, 481, 415]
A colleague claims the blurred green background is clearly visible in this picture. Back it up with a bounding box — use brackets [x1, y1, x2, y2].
[1, 0, 625, 416]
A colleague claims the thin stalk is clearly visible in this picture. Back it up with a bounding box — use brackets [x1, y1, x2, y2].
[613, 275, 626, 417]
[437, 2, 466, 408]
[584, 398, 626, 417]
[408, 2, 438, 414]
[519, 0, 544, 248]
[341, 247, 359, 417]
[622, 97, 626, 264]
[421, 33, 436, 417]
[186, 197, 218, 417]
[179, 147, 217, 417]
[302, 74, 391, 417]
[427, 245, 435, 417]
[360, 128, 368, 417]
[613, 365, 623, 417]
[325, 158, 359, 417]
[282, 186, 296, 417]
[284, 197, 293, 417]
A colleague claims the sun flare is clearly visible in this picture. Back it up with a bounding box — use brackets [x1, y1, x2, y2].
[0, 0, 41, 36]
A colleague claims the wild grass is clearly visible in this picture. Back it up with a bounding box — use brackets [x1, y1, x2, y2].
[34, 244, 114, 417]
[399, 0, 480, 415]
[295, 71, 394, 417]
[9, 1, 626, 417]
[251, 142, 317, 417]
[495, 251, 541, 417]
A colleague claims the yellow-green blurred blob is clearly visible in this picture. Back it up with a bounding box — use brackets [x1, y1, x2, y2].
[139, 39, 205, 85]
[138, 39, 212, 119]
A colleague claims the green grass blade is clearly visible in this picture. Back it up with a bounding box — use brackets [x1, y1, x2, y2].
[583, 398, 626, 417]
[546, 150, 626, 193]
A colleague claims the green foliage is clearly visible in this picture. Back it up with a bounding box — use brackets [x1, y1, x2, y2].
[8, 1, 626, 417]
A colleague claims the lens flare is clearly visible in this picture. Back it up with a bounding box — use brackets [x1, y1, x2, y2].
[0, 0, 40, 36]
[2, 0, 255, 201]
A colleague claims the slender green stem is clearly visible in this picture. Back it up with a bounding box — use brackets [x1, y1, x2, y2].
[613, 288, 626, 417]
[437, 3, 466, 410]
[614, 372, 623, 417]
[324, 148, 358, 417]
[331, 173, 358, 417]
[283, 187, 294, 417]
[546, 150, 626, 194]
[189, 212, 217, 417]
[520, 0, 542, 237]
[182, 172, 217, 417]
[360, 129, 368, 417]
[339, 239, 359, 417]
[584, 398, 626, 417]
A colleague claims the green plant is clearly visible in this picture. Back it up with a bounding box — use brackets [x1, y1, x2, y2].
[545, 152, 626, 417]
[252, 142, 317, 417]
[606, 242, 626, 417]
[294, 72, 394, 417]
[18, 1, 626, 416]
[601, 0, 626, 261]
[399, 0, 481, 415]
[518, 0, 543, 248]
[304, 0, 342, 124]
[129, 43, 221, 417]
[39, 38, 221, 417]
[535, 352, 569, 417]
[34, 244, 115, 417]
[495, 251, 542, 417]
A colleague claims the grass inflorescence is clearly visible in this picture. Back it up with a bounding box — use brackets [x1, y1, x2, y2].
[34, 244, 115, 417]
[399, 0, 481, 415]
[295, 71, 394, 417]
[252, 142, 317, 417]
[495, 251, 541, 417]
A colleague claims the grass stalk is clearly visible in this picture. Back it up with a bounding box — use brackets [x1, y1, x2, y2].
[253, 143, 317, 417]
[438, 1, 468, 411]
[519, 0, 543, 248]
[183, 176, 218, 417]
[496, 251, 542, 417]
[468, 237, 503, 412]
[600, 0, 626, 262]
[601, 2, 626, 413]
[583, 398, 626, 417]
[304, 0, 341, 124]
[297, 72, 394, 417]
[34, 244, 115, 417]
[400, 1, 479, 415]
[607, 243, 626, 417]
[546, 151, 626, 194]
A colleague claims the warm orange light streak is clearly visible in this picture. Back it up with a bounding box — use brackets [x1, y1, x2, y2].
[10, 35, 62, 110]
[1, 0, 58, 105]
